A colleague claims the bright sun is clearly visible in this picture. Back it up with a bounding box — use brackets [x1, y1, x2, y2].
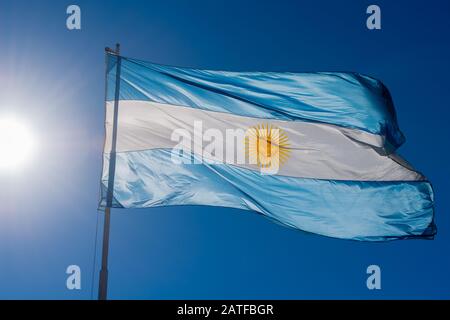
[0, 117, 35, 170]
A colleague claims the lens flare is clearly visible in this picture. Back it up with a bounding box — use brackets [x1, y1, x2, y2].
[0, 117, 35, 170]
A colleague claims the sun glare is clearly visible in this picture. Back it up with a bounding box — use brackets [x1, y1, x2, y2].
[0, 117, 35, 170]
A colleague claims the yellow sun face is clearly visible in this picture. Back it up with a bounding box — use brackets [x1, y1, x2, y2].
[245, 123, 291, 170]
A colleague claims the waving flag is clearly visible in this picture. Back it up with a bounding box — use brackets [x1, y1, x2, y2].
[99, 52, 435, 241]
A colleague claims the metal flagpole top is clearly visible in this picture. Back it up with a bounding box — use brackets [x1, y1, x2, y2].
[105, 43, 121, 55]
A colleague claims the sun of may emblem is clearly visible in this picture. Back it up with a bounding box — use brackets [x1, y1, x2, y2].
[245, 123, 291, 169]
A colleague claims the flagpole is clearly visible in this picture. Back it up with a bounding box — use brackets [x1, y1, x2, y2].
[99, 43, 121, 300]
[98, 207, 111, 300]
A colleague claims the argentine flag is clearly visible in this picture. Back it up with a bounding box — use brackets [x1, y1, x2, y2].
[99, 52, 436, 241]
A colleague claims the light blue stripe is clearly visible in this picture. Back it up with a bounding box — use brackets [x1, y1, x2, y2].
[107, 54, 405, 149]
[99, 149, 435, 241]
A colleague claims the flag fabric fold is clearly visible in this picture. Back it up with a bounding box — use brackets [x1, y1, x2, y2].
[100, 53, 436, 241]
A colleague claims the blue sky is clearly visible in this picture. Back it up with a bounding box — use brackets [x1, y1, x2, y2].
[0, 0, 449, 299]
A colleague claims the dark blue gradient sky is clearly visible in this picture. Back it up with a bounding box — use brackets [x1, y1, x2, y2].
[0, 0, 449, 299]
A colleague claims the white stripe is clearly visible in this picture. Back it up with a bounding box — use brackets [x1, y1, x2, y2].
[105, 100, 423, 181]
